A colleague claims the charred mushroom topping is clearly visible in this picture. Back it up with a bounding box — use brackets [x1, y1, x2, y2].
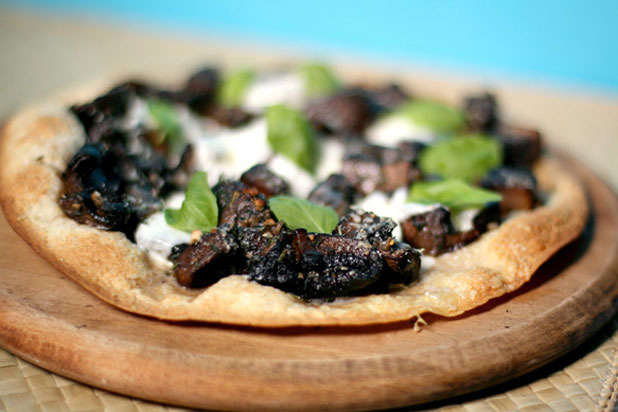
[335, 210, 421, 287]
[308, 174, 359, 217]
[464, 93, 498, 132]
[213, 180, 284, 263]
[401, 207, 480, 256]
[481, 167, 538, 214]
[249, 229, 383, 300]
[342, 143, 421, 195]
[367, 84, 410, 111]
[495, 125, 542, 168]
[240, 163, 290, 198]
[397, 141, 427, 165]
[206, 106, 253, 128]
[59, 143, 141, 233]
[173, 226, 240, 288]
[306, 89, 378, 136]
[182, 67, 220, 113]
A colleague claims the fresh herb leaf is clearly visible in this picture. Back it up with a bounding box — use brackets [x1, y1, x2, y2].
[392, 99, 466, 133]
[269, 196, 339, 233]
[165, 171, 218, 233]
[217, 69, 255, 107]
[147, 99, 185, 154]
[300, 63, 339, 98]
[407, 179, 502, 210]
[419, 134, 502, 182]
[266, 104, 318, 173]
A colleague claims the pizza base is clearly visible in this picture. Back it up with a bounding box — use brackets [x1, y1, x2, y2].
[0, 103, 589, 327]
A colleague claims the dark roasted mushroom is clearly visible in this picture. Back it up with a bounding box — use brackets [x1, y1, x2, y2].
[495, 125, 542, 168]
[308, 174, 358, 216]
[481, 167, 538, 213]
[401, 207, 479, 256]
[213, 180, 283, 263]
[249, 229, 383, 300]
[206, 106, 253, 128]
[464, 93, 498, 132]
[335, 209, 396, 245]
[173, 227, 239, 288]
[59, 144, 138, 232]
[306, 89, 378, 136]
[182, 67, 220, 114]
[342, 143, 421, 194]
[240, 164, 290, 198]
[368, 84, 410, 111]
[336, 210, 421, 287]
[70, 85, 133, 139]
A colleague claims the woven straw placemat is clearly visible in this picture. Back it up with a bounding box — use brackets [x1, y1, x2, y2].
[1, 314, 616, 412]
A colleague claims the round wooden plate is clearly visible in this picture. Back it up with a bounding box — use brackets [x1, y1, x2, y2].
[0, 155, 617, 412]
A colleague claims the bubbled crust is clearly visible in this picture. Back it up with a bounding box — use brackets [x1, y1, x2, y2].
[0, 104, 589, 327]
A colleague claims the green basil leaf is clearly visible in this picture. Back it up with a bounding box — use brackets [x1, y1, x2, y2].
[300, 63, 339, 98]
[419, 134, 502, 182]
[147, 99, 185, 154]
[407, 179, 502, 210]
[392, 99, 466, 133]
[269, 196, 339, 233]
[165, 171, 218, 233]
[266, 104, 318, 173]
[217, 69, 255, 107]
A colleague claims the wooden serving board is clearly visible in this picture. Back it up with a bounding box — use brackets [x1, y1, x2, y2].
[0, 156, 617, 412]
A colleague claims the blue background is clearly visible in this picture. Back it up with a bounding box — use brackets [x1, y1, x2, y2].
[4, 0, 618, 94]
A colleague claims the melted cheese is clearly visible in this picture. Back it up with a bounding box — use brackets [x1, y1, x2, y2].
[366, 115, 436, 146]
[243, 72, 307, 112]
[135, 193, 190, 271]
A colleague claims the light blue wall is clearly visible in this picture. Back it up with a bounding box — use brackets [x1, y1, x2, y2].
[4, 0, 618, 93]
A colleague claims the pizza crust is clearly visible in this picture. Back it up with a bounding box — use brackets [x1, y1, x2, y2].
[0, 104, 589, 326]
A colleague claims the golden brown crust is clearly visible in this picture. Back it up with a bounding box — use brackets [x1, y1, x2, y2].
[0, 104, 589, 326]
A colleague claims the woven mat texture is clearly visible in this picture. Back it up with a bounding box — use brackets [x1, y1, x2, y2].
[1, 314, 616, 412]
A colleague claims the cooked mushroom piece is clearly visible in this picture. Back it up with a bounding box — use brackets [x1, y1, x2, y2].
[464, 93, 498, 132]
[481, 167, 538, 214]
[70, 85, 133, 138]
[306, 89, 378, 136]
[240, 163, 290, 198]
[335, 210, 421, 287]
[182, 67, 220, 114]
[308, 174, 358, 217]
[495, 125, 542, 168]
[249, 229, 383, 300]
[397, 141, 427, 165]
[367, 83, 410, 111]
[59, 143, 137, 232]
[401, 207, 480, 256]
[342, 143, 421, 194]
[335, 209, 396, 245]
[173, 227, 239, 288]
[213, 180, 284, 263]
[206, 106, 253, 128]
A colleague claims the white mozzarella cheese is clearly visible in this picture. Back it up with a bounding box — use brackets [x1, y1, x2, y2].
[451, 208, 480, 232]
[243, 72, 307, 112]
[268, 154, 317, 198]
[135, 193, 191, 271]
[315, 138, 345, 181]
[366, 115, 436, 146]
[194, 119, 271, 186]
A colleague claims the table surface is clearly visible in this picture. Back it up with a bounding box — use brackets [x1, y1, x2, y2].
[0, 8, 617, 412]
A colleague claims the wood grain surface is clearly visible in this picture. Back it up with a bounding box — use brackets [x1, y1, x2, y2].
[0, 154, 616, 412]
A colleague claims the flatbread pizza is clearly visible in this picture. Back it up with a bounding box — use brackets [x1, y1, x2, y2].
[0, 65, 588, 326]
